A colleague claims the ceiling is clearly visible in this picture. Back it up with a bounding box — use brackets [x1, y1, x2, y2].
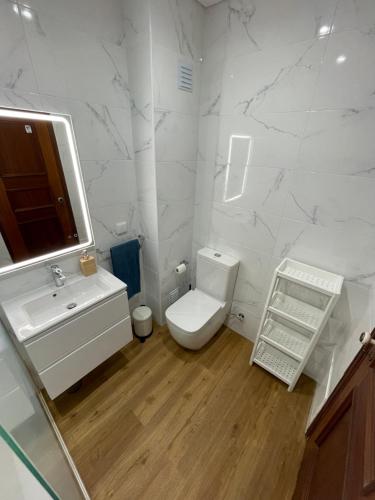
[197, 0, 222, 6]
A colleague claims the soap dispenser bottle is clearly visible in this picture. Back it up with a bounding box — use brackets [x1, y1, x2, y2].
[80, 250, 97, 276]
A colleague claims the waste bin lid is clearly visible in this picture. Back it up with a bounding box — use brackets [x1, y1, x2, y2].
[133, 305, 152, 321]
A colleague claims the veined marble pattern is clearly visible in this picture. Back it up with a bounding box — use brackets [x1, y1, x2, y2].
[221, 36, 327, 114]
[210, 202, 280, 256]
[225, 0, 337, 55]
[299, 107, 375, 176]
[21, 0, 125, 45]
[150, 0, 203, 61]
[214, 165, 290, 215]
[333, 0, 375, 34]
[216, 112, 307, 169]
[158, 201, 194, 242]
[284, 171, 375, 229]
[313, 30, 375, 109]
[154, 109, 199, 162]
[157, 161, 197, 203]
[0, 1, 37, 92]
[82, 160, 137, 209]
[23, 9, 131, 109]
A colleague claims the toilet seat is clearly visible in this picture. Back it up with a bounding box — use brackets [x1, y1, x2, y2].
[166, 289, 224, 334]
[166, 289, 226, 350]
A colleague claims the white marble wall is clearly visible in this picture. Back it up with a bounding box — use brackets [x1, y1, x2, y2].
[0, 0, 141, 304]
[195, 0, 375, 383]
[123, 0, 203, 322]
[123, 0, 162, 321]
[151, 0, 203, 316]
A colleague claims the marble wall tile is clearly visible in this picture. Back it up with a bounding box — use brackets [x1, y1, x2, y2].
[138, 200, 159, 241]
[150, 0, 203, 61]
[23, 0, 125, 45]
[23, 11, 131, 108]
[284, 171, 375, 230]
[221, 37, 327, 115]
[214, 165, 290, 216]
[154, 109, 199, 162]
[209, 202, 281, 256]
[158, 201, 194, 242]
[226, 301, 261, 342]
[156, 161, 196, 203]
[199, 40, 225, 118]
[0, 88, 42, 110]
[333, 0, 375, 34]
[0, 1, 37, 92]
[313, 30, 375, 109]
[82, 160, 137, 209]
[299, 108, 375, 176]
[224, 0, 337, 56]
[202, 0, 228, 51]
[40, 97, 134, 162]
[123, 0, 151, 46]
[216, 112, 307, 169]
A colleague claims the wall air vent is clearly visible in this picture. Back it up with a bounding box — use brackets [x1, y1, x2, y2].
[178, 62, 193, 93]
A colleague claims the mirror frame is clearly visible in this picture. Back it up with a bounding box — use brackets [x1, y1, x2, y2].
[0, 107, 94, 276]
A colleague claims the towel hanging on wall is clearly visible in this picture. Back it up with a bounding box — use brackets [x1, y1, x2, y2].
[110, 239, 141, 299]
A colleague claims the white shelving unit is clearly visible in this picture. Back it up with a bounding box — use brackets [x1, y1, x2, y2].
[250, 258, 343, 391]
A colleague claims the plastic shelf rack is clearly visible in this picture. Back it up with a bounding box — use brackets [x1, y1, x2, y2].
[250, 258, 343, 391]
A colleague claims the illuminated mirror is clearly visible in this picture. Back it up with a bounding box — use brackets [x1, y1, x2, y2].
[0, 108, 93, 274]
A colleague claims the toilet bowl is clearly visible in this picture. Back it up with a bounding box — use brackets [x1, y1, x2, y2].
[166, 247, 239, 350]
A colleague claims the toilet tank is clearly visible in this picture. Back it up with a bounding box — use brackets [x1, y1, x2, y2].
[196, 248, 239, 304]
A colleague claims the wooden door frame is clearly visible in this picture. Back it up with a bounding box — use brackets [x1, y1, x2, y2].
[294, 328, 375, 499]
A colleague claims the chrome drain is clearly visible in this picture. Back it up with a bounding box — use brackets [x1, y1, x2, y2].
[67, 302, 77, 310]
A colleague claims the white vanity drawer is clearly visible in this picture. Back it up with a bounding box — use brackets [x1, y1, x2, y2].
[25, 292, 129, 371]
[39, 316, 132, 399]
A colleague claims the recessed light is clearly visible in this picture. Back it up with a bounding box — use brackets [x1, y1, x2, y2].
[336, 54, 347, 64]
[319, 25, 331, 36]
[22, 8, 33, 19]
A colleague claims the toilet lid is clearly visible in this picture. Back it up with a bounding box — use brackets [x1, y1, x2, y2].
[166, 289, 224, 333]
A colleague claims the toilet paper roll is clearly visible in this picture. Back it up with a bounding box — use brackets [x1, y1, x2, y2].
[175, 263, 187, 274]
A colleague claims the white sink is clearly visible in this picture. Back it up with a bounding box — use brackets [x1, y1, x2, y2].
[1, 267, 127, 342]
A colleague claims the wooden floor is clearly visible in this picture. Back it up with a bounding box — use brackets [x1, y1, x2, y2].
[46, 325, 315, 500]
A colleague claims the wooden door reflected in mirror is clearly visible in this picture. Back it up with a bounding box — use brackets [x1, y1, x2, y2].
[0, 108, 92, 272]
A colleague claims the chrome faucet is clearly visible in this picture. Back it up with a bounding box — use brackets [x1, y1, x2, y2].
[51, 265, 66, 287]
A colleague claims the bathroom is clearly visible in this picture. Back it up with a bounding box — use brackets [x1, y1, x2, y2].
[0, 0, 374, 498]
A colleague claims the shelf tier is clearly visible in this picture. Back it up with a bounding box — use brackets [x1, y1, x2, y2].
[260, 319, 311, 361]
[253, 342, 298, 386]
[268, 292, 324, 333]
[277, 259, 343, 296]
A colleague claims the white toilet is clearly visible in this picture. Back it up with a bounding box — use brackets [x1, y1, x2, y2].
[166, 247, 239, 350]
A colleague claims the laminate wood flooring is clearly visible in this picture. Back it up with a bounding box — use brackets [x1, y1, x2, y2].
[45, 324, 315, 500]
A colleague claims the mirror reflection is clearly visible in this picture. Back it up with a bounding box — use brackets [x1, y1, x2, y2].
[0, 109, 92, 270]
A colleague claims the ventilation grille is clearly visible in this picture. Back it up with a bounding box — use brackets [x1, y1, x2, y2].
[167, 287, 179, 306]
[178, 62, 193, 93]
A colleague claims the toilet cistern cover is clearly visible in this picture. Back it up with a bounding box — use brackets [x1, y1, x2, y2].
[166, 289, 224, 333]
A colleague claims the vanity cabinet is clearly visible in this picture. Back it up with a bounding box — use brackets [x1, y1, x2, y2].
[24, 292, 132, 399]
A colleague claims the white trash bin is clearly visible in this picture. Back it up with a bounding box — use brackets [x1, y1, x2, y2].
[132, 305, 153, 342]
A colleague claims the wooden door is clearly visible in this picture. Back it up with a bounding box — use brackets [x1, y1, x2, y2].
[293, 329, 375, 500]
[0, 116, 78, 262]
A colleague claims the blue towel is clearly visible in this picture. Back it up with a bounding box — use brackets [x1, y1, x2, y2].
[110, 239, 141, 299]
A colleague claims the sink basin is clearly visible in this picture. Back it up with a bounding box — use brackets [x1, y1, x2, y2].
[1, 267, 127, 342]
